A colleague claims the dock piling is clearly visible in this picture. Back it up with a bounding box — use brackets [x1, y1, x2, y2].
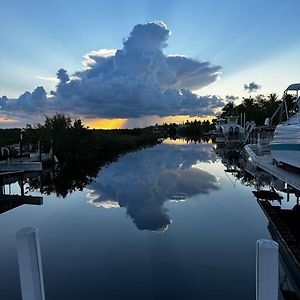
[16, 227, 46, 300]
[256, 239, 279, 300]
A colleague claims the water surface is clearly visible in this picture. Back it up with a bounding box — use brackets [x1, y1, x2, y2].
[0, 139, 283, 299]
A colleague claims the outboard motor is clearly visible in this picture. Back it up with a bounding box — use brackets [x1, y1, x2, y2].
[234, 126, 239, 137]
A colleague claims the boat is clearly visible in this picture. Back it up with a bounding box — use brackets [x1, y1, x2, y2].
[215, 116, 245, 139]
[269, 83, 300, 169]
[215, 118, 226, 134]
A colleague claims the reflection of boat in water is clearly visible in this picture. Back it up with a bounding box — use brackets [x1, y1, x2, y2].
[258, 200, 300, 298]
[219, 147, 300, 298]
[214, 145, 247, 173]
[245, 165, 300, 299]
[270, 83, 300, 169]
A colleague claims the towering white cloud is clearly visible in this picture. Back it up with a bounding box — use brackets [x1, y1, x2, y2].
[1, 21, 223, 120]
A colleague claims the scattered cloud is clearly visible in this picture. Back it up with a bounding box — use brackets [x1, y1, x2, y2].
[244, 81, 261, 93]
[1, 21, 223, 121]
[35, 76, 59, 83]
[225, 95, 239, 101]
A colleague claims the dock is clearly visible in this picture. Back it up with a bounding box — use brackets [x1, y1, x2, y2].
[245, 145, 300, 191]
[0, 161, 42, 172]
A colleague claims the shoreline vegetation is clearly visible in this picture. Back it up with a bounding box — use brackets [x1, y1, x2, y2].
[0, 114, 162, 197]
[0, 92, 288, 152]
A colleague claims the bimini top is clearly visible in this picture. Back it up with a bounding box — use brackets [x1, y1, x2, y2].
[285, 83, 300, 91]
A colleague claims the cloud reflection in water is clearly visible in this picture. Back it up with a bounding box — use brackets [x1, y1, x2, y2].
[87, 142, 219, 232]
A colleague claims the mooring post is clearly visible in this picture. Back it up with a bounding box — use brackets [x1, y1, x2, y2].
[256, 239, 278, 300]
[38, 141, 42, 162]
[20, 173, 24, 196]
[16, 227, 46, 300]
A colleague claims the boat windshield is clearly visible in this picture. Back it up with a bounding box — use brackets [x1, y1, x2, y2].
[287, 113, 300, 125]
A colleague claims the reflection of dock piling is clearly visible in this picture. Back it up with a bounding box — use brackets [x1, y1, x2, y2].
[258, 200, 300, 296]
[0, 171, 43, 214]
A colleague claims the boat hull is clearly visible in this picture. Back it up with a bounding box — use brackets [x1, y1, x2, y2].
[270, 121, 300, 169]
[270, 144, 300, 169]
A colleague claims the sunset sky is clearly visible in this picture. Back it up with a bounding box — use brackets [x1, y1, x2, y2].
[0, 0, 299, 128]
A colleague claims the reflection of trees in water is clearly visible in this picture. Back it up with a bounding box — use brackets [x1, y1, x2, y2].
[88, 143, 219, 231]
[27, 139, 161, 197]
[27, 161, 101, 198]
[167, 136, 213, 144]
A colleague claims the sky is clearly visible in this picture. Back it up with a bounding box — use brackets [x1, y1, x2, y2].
[0, 0, 299, 128]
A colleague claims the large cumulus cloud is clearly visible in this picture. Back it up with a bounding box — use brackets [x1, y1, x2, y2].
[1, 21, 223, 119]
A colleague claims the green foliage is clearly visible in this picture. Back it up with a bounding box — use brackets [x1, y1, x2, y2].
[22, 114, 160, 166]
[177, 119, 214, 137]
[219, 93, 295, 126]
[0, 128, 21, 147]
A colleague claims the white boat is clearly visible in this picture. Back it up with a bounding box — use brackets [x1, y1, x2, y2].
[269, 83, 300, 169]
[215, 118, 226, 133]
[215, 116, 245, 138]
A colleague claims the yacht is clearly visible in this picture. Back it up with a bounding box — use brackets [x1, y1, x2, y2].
[270, 83, 300, 169]
[215, 118, 226, 134]
[215, 116, 245, 138]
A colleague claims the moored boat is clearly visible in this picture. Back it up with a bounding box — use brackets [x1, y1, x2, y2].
[215, 116, 245, 138]
[270, 83, 300, 169]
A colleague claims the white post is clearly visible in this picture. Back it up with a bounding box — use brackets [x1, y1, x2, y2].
[256, 239, 278, 300]
[16, 227, 46, 300]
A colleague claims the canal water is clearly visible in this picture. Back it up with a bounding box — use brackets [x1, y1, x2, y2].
[0, 139, 298, 299]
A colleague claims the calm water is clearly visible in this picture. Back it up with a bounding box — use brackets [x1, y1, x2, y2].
[1, 139, 296, 299]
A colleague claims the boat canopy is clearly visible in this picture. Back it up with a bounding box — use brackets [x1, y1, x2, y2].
[285, 83, 300, 91]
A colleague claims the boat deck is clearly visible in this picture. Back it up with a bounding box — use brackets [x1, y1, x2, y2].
[256, 155, 300, 191]
[245, 145, 300, 191]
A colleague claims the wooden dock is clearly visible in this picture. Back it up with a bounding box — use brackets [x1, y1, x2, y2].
[0, 161, 42, 172]
[0, 170, 24, 176]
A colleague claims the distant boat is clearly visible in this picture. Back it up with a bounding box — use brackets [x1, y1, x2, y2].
[215, 116, 245, 139]
[270, 83, 300, 169]
[215, 118, 226, 133]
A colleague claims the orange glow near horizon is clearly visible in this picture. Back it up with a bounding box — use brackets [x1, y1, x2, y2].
[163, 138, 189, 145]
[0, 117, 19, 123]
[159, 115, 214, 124]
[84, 118, 127, 129]
[83, 115, 214, 129]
